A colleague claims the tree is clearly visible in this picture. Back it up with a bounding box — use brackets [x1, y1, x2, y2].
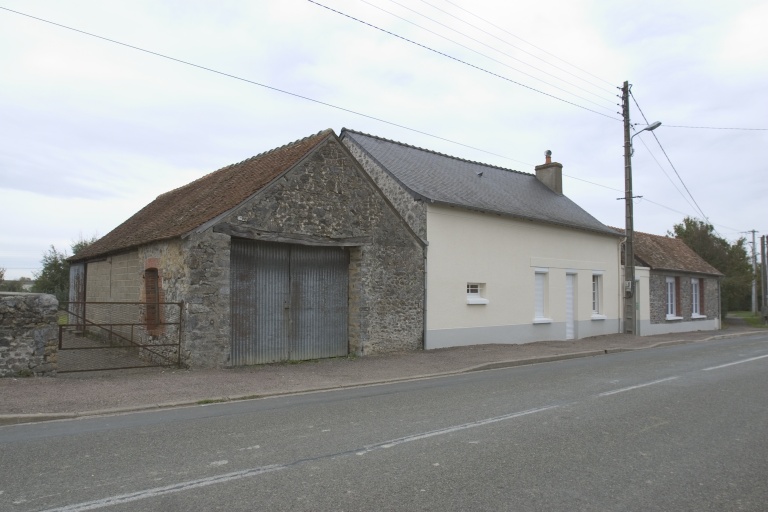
[670, 217, 753, 314]
[32, 236, 97, 303]
[0, 267, 5, 282]
[32, 246, 70, 302]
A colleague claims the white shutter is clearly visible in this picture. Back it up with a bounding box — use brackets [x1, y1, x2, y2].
[566, 274, 575, 340]
[535, 272, 545, 319]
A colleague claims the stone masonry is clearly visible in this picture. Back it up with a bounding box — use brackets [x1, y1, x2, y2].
[0, 293, 59, 377]
[85, 137, 426, 368]
[649, 272, 720, 324]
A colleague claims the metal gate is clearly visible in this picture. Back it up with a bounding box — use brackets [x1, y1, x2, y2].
[58, 302, 183, 372]
[230, 239, 349, 365]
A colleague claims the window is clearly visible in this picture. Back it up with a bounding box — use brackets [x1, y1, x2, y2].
[534, 269, 551, 323]
[666, 276, 681, 320]
[145, 268, 160, 328]
[466, 283, 489, 305]
[692, 278, 705, 318]
[592, 274, 601, 314]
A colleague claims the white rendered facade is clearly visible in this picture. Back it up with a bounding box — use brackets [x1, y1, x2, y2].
[424, 204, 621, 349]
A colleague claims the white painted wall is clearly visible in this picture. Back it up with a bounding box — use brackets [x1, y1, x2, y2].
[425, 205, 621, 349]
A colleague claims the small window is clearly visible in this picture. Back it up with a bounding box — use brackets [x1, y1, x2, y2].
[592, 274, 602, 314]
[466, 283, 489, 305]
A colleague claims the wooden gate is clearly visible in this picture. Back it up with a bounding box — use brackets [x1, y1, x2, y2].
[230, 239, 349, 365]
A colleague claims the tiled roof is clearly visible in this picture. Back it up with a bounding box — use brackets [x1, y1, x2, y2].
[340, 129, 619, 236]
[615, 228, 723, 276]
[72, 129, 335, 261]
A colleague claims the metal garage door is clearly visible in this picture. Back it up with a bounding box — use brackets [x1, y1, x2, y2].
[230, 239, 349, 365]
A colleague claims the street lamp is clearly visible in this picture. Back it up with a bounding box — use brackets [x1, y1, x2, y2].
[621, 82, 662, 335]
[630, 121, 662, 155]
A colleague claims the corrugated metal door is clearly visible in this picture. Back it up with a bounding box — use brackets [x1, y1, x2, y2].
[230, 239, 348, 365]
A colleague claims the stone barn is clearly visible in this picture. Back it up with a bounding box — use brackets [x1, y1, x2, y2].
[69, 129, 425, 367]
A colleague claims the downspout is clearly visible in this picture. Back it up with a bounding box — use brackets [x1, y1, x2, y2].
[422, 243, 428, 350]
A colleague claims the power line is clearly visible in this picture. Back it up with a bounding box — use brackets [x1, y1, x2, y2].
[664, 125, 768, 131]
[630, 90, 713, 226]
[372, 0, 616, 107]
[0, 5, 534, 166]
[635, 136, 700, 215]
[437, 0, 616, 90]
[0, 6, 750, 236]
[309, 0, 621, 120]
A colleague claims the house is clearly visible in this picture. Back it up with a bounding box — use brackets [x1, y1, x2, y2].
[626, 230, 723, 335]
[340, 129, 623, 349]
[69, 129, 425, 367]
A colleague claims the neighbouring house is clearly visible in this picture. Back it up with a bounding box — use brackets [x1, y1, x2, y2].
[624, 230, 723, 335]
[340, 129, 624, 349]
[69, 129, 425, 367]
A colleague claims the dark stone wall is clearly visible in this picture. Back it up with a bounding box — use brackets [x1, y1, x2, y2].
[342, 138, 427, 241]
[175, 138, 424, 366]
[649, 272, 720, 324]
[0, 293, 58, 377]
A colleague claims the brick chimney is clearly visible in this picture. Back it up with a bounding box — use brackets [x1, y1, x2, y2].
[535, 149, 563, 195]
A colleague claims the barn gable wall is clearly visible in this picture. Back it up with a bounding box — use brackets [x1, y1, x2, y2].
[176, 138, 423, 367]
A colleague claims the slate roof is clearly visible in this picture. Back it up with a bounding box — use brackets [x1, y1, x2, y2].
[616, 229, 723, 276]
[72, 129, 335, 262]
[340, 129, 619, 237]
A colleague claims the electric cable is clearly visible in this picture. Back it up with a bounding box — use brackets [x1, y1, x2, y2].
[372, 0, 616, 106]
[630, 91, 713, 225]
[0, 6, 750, 236]
[0, 5, 534, 166]
[437, 0, 616, 90]
[309, 0, 622, 120]
[664, 125, 768, 131]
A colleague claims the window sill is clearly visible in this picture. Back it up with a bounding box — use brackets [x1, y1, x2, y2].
[466, 296, 489, 305]
[533, 317, 552, 324]
[591, 314, 607, 321]
[691, 314, 707, 319]
[665, 315, 684, 321]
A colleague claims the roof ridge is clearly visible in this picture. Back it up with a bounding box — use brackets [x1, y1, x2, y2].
[156, 128, 334, 200]
[340, 127, 529, 176]
[609, 227, 678, 239]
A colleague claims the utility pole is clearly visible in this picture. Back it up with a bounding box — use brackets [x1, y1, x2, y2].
[762, 235, 767, 323]
[622, 81, 635, 334]
[750, 230, 757, 315]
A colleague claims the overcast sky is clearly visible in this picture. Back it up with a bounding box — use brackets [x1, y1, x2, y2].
[2, 0, 766, 279]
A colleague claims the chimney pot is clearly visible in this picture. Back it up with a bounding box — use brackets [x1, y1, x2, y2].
[545, 149, 552, 164]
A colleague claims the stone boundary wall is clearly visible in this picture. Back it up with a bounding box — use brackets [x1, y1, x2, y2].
[0, 293, 59, 377]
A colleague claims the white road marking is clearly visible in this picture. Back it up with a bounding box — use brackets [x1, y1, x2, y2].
[356, 405, 559, 455]
[40, 465, 285, 512]
[39, 404, 558, 511]
[598, 376, 679, 397]
[42, 350, 766, 512]
[702, 354, 768, 371]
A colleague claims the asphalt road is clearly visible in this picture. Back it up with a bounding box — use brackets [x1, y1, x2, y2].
[1, 334, 767, 511]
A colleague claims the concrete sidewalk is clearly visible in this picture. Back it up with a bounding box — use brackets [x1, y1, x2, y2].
[0, 324, 762, 426]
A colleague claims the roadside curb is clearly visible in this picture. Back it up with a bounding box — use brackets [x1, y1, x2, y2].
[1, 330, 760, 427]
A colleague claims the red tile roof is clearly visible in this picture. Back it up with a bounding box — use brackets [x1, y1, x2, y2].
[72, 129, 335, 261]
[614, 228, 723, 276]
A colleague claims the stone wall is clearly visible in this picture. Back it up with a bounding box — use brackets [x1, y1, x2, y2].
[342, 137, 428, 241]
[649, 272, 720, 324]
[0, 293, 58, 377]
[208, 137, 425, 364]
[75, 137, 425, 368]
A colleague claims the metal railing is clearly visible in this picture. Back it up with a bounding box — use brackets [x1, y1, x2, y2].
[58, 301, 183, 372]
